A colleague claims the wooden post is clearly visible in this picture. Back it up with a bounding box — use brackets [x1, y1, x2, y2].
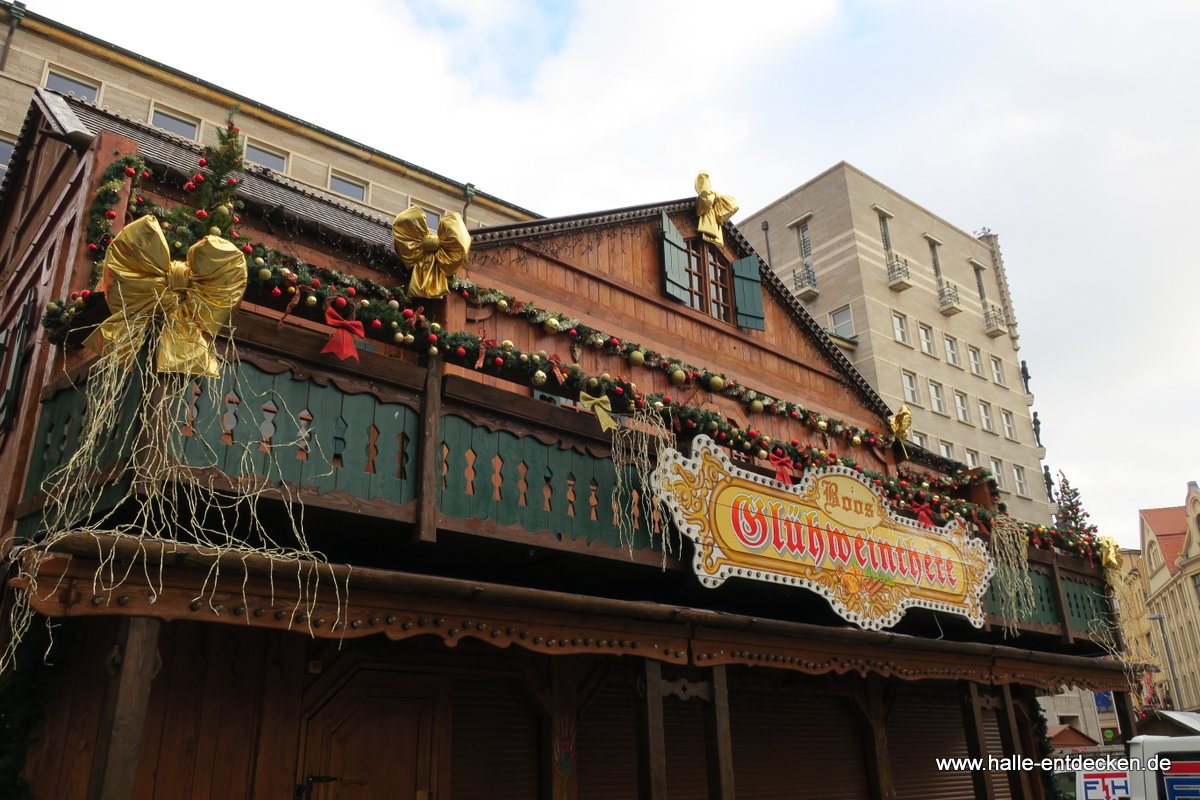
[635, 659, 667, 800]
[416, 357, 443, 543]
[999, 684, 1035, 799]
[960, 682, 995, 800]
[550, 659, 579, 800]
[703, 665, 735, 800]
[1114, 690, 1138, 748]
[88, 616, 161, 800]
[857, 675, 893, 800]
[1049, 555, 1075, 645]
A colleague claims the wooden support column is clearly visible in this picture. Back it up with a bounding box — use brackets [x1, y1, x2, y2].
[636, 658, 667, 800]
[416, 357, 443, 543]
[1049, 556, 1075, 645]
[856, 675, 894, 800]
[703, 665, 735, 800]
[550, 660, 580, 800]
[88, 616, 161, 800]
[960, 681, 996, 800]
[1115, 690, 1138, 748]
[999, 684, 1035, 799]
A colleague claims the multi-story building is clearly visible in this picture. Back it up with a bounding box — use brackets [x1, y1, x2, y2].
[741, 162, 1053, 524]
[0, 1, 536, 229]
[1141, 486, 1200, 710]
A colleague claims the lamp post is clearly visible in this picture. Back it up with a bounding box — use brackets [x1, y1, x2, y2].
[1149, 613, 1185, 710]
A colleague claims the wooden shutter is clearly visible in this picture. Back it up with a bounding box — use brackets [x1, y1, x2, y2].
[887, 687, 975, 800]
[984, 709, 1014, 800]
[660, 211, 691, 304]
[0, 295, 34, 432]
[577, 677, 639, 800]
[450, 674, 539, 800]
[730, 682, 869, 799]
[731, 256, 766, 330]
[664, 695, 709, 800]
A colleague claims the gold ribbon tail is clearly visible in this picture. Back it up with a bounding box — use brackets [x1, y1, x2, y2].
[579, 391, 619, 432]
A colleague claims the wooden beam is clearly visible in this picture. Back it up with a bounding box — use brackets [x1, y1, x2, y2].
[1114, 690, 1138, 748]
[960, 681, 995, 800]
[703, 665, 735, 800]
[87, 616, 161, 800]
[999, 684, 1035, 799]
[635, 659, 667, 800]
[1049, 555, 1075, 645]
[417, 357, 443, 543]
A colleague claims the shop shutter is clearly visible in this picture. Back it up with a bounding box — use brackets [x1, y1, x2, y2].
[578, 676, 639, 800]
[731, 256, 766, 331]
[730, 681, 869, 799]
[984, 708, 1014, 800]
[660, 211, 692, 305]
[450, 674, 539, 800]
[887, 687, 975, 800]
[664, 695, 709, 800]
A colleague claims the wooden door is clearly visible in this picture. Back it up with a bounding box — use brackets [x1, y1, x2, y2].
[298, 667, 448, 800]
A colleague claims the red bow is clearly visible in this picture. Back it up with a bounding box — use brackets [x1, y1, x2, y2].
[321, 305, 363, 361]
[548, 354, 566, 384]
[769, 452, 794, 485]
[475, 327, 497, 370]
[911, 501, 934, 527]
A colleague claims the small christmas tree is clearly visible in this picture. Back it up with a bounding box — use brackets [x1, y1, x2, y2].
[1053, 472, 1098, 557]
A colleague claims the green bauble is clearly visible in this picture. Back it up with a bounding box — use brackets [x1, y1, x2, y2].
[749, 399, 764, 414]
[708, 375, 725, 392]
[669, 368, 687, 386]
[628, 350, 645, 367]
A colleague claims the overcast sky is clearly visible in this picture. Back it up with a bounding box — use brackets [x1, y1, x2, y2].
[47, 0, 1199, 547]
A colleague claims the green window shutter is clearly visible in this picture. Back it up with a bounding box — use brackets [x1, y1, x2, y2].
[660, 211, 690, 304]
[731, 255, 766, 330]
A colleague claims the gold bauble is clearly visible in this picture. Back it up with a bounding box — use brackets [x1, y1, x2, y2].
[749, 399, 764, 414]
[628, 350, 645, 366]
[257, 268, 272, 280]
[532, 370, 548, 386]
[709, 375, 725, 392]
[501, 339, 514, 351]
[670, 368, 687, 385]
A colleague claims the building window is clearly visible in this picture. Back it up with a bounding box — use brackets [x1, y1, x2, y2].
[939, 440, 955, 459]
[1013, 465, 1028, 496]
[0, 137, 14, 177]
[944, 335, 961, 367]
[829, 305, 854, 338]
[901, 370, 920, 404]
[978, 401, 994, 432]
[330, 173, 367, 202]
[965, 449, 980, 469]
[968, 346, 983, 376]
[45, 69, 98, 102]
[928, 240, 943, 285]
[973, 262, 989, 304]
[892, 311, 910, 345]
[423, 207, 442, 230]
[918, 323, 936, 356]
[245, 140, 288, 172]
[990, 355, 1006, 385]
[928, 381, 946, 414]
[878, 213, 892, 254]
[684, 237, 734, 323]
[990, 457, 1005, 489]
[954, 391, 970, 423]
[911, 431, 927, 449]
[1001, 409, 1017, 440]
[798, 222, 813, 263]
[151, 107, 199, 140]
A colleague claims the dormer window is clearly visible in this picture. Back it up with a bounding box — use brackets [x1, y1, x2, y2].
[684, 237, 733, 323]
[660, 211, 765, 330]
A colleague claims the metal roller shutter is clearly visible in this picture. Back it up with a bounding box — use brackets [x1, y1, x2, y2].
[730, 681, 870, 800]
[665, 695, 709, 800]
[450, 674, 539, 800]
[985, 708, 1014, 800]
[888, 687, 975, 800]
[577, 677, 639, 800]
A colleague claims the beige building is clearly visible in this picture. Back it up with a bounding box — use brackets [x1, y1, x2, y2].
[740, 162, 1053, 524]
[0, 2, 535, 229]
[1141, 486, 1200, 710]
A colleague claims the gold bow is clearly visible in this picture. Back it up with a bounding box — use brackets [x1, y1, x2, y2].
[1099, 536, 1122, 570]
[695, 172, 738, 247]
[579, 391, 619, 432]
[392, 206, 471, 299]
[85, 216, 247, 377]
[889, 404, 912, 459]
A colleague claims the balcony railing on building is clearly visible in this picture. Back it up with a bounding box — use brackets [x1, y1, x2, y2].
[938, 282, 962, 316]
[886, 256, 911, 291]
[792, 260, 818, 301]
[984, 305, 1007, 337]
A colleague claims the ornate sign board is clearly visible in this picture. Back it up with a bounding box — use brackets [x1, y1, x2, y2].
[651, 436, 994, 630]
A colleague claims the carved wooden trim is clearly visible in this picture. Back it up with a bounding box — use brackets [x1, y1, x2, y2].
[440, 405, 609, 458]
[234, 345, 421, 410]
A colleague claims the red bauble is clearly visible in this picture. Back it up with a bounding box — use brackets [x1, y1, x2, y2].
[461, 290, 469, 298]
[124, 166, 136, 177]
[196, 210, 209, 219]
[80, 289, 91, 298]
[184, 181, 196, 191]
[455, 347, 466, 357]
[567, 328, 577, 337]
[334, 297, 347, 308]
[194, 173, 205, 183]
[311, 279, 322, 288]
[402, 308, 414, 319]
[140, 170, 151, 178]
[614, 386, 624, 395]
[370, 319, 382, 329]
[87, 243, 98, 252]
[609, 337, 620, 347]
[270, 287, 282, 297]
[232, 216, 240, 223]
[104, 210, 117, 219]
[228, 178, 239, 185]
[493, 356, 504, 366]
[230, 232, 239, 238]
[428, 333, 439, 344]
[346, 287, 356, 297]
[198, 158, 208, 167]
[242, 245, 253, 254]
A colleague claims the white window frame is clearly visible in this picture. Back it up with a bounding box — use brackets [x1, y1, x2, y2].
[901, 370, 920, 405]
[990, 457, 1005, 489]
[829, 305, 854, 338]
[928, 381, 946, 415]
[1013, 465, 1028, 496]
[968, 346, 984, 376]
[938, 440, 955, 459]
[978, 401, 994, 432]
[891, 311, 911, 345]
[1001, 409, 1017, 440]
[150, 106, 200, 140]
[911, 431, 928, 449]
[990, 355, 1006, 385]
[954, 391, 971, 423]
[0, 136, 15, 176]
[918, 323, 936, 356]
[965, 449, 980, 469]
[245, 139, 288, 172]
[944, 335, 961, 367]
[329, 171, 368, 202]
[45, 67, 100, 103]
